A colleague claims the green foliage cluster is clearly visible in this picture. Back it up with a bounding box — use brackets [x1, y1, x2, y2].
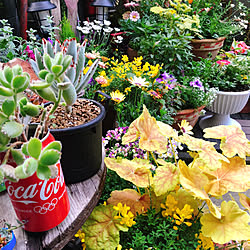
[120, 208, 201, 250]
[59, 14, 77, 42]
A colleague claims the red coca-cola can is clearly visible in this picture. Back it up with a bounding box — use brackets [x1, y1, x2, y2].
[4, 133, 70, 232]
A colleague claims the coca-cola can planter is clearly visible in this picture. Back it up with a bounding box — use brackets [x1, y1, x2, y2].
[4, 133, 70, 232]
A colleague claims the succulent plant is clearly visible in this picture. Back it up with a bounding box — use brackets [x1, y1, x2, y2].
[0, 65, 62, 182]
[29, 38, 99, 113]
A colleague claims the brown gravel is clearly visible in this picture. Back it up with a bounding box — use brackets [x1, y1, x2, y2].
[32, 99, 101, 130]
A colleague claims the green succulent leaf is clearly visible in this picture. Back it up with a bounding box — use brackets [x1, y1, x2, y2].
[15, 78, 29, 94]
[23, 103, 40, 117]
[2, 99, 15, 116]
[36, 87, 57, 102]
[57, 81, 71, 90]
[0, 86, 13, 96]
[38, 69, 49, 80]
[2, 121, 23, 138]
[45, 73, 55, 83]
[51, 65, 63, 75]
[39, 149, 61, 165]
[0, 113, 8, 125]
[4, 67, 13, 83]
[10, 148, 25, 165]
[1, 164, 19, 182]
[44, 54, 52, 71]
[0, 131, 10, 147]
[0, 70, 11, 88]
[21, 143, 29, 156]
[36, 164, 51, 180]
[62, 84, 77, 106]
[62, 55, 73, 72]
[0, 169, 3, 183]
[48, 165, 58, 178]
[43, 141, 62, 152]
[53, 52, 63, 65]
[15, 158, 38, 179]
[29, 80, 52, 90]
[12, 75, 27, 89]
[12, 64, 23, 76]
[28, 138, 42, 159]
[19, 97, 28, 106]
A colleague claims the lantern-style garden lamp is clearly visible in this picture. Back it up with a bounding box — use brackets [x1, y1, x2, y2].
[27, 0, 56, 37]
[91, 0, 114, 22]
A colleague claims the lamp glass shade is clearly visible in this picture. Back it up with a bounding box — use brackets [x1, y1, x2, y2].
[27, 1, 56, 13]
[91, 0, 114, 7]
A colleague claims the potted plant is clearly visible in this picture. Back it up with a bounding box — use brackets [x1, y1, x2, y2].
[75, 106, 250, 249]
[197, 40, 250, 129]
[29, 38, 107, 184]
[92, 55, 217, 128]
[0, 64, 70, 232]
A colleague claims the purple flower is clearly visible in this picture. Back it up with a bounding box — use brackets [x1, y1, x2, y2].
[189, 79, 204, 91]
[47, 37, 53, 46]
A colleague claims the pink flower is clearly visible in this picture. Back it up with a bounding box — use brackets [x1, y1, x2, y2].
[122, 11, 131, 20]
[230, 40, 249, 54]
[130, 11, 140, 21]
[216, 60, 231, 66]
[24, 45, 35, 60]
[85, 52, 97, 60]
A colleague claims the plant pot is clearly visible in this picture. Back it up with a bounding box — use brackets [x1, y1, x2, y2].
[127, 47, 138, 61]
[190, 37, 226, 60]
[172, 106, 205, 130]
[4, 132, 70, 232]
[199, 89, 250, 129]
[50, 98, 106, 184]
[1, 230, 16, 250]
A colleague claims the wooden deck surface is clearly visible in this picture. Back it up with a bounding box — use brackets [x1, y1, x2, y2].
[238, 119, 250, 140]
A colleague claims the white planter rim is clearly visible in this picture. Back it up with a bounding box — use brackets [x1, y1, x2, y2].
[216, 89, 250, 96]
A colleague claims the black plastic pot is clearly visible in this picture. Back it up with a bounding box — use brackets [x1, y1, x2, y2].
[50, 98, 106, 184]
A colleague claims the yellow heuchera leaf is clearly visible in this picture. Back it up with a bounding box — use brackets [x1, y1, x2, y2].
[104, 157, 152, 188]
[180, 134, 229, 170]
[156, 121, 178, 140]
[201, 200, 250, 244]
[107, 189, 150, 215]
[152, 161, 179, 196]
[179, 160, 221, 219]
[203, 125, 250, 159]
[239, 193, 250, 212]
[82, 204, 128, 250]
[172, 188, 202, 215]
[203, 157, 250, 196]
[122, 105, 168, 153]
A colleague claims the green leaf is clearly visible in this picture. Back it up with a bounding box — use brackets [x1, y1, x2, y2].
[10, 148, 25, 165]
[0, 86, 13, 96]
[62, 84, 77, 106]
[43, 141, 62, 152]
[0, 70, 11, 88]
[36, 87, 57, 102]
[57, 82, 71, 90]
[2, 121, 23, 138]
[15, 158, 38, 179]
[36, 164, 51, 180]
[21, 143, 29, 156]
[53, 52, 63, 65]
[45, 73, 55, 84]
[2, 99, 15, 116]
[44, 54, 52, 71]
[4, 67, 13, 83]
[12, 64, 23, 76]
[29, 80, 51, 90]
[51, 65, 63, 75]
[23, 103, 40, 117]
[38, 69, 49, 80]
[28, 138, 42, 159]
[62, 55, 72, 72]
[0, 169, 4, 183]
[19, 97, 28, 106]
[12, 75, 27, 89]
[0, 113, 8, 125]
[0, 131, 10, 146]
[39, 149, 61, 165]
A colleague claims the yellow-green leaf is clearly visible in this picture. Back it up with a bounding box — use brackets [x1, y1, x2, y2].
[203, 157, 250, 196]
[201, 201, 250, 244]
[152, 161, 179, 196]
[239, 193, 250, 212]
[204, 125, 250, 159]
[107, 189, 150, 215]
[104, 157, 152, 188]
[82, 204, 128, 250]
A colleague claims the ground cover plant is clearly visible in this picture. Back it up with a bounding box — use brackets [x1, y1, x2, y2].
[75, 106, 250, 249]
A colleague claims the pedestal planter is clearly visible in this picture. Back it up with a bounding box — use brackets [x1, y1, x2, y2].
[190, 37, 226, 60]
[199, 90, 250, 129]
[4, 133, 70, 232]
[50, 98, 106, 184]
[172, 106, 205, 130]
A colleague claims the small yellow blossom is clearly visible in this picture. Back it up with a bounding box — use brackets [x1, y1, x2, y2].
[88, 60, 93, 66]
[173, 204, 194, 227]
[83, 66, 90, 75]
[196, 233, 215, 250]
[161, 194, 178, 217]
[124, 87, 131, 94]
[122, 55, 129, 62]
[113, 203, 136, 227]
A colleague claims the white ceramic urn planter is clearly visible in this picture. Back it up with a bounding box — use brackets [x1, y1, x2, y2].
[199, 89, 250, 129]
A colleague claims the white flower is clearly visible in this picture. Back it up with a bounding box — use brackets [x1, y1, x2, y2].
[114, 35, 123, 43]
[114, 27, 120, 32]
[83, 21, 90, 26]
[92, 25, 102, 31]
[129, 11, 140, 22]
[94, 20, 101, 25]
[104, 20, 111, 26]
[103, 27, 113, 33]
[230, 4, 235, 7]
[240, 12, 246, 16]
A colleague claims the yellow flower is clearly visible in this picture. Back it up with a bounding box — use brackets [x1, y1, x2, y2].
[110, 90, 126, 104]
[178, 120, 193, 135]
[88, 60, 93, 66]
[117, 244, 122, 250]
[122, 55, 129, 62]
[173, 204, 194, 227]
[113, 203, 136, 227]
[196, 233, 214, 250]
[83, 66, 90, 75]
[161, 194, 178, 217]
[241, 75, 248, 79]
[124, 87, 131, 94]
[75, 229, 85, 243]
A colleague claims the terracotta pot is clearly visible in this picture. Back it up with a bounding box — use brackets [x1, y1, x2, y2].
[199, 89, 250, 129]
[4, 133, 70, 232]
[172, 106, 205, 130]
[127, 47, 138, 61]
[190, 37, 226, 60]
